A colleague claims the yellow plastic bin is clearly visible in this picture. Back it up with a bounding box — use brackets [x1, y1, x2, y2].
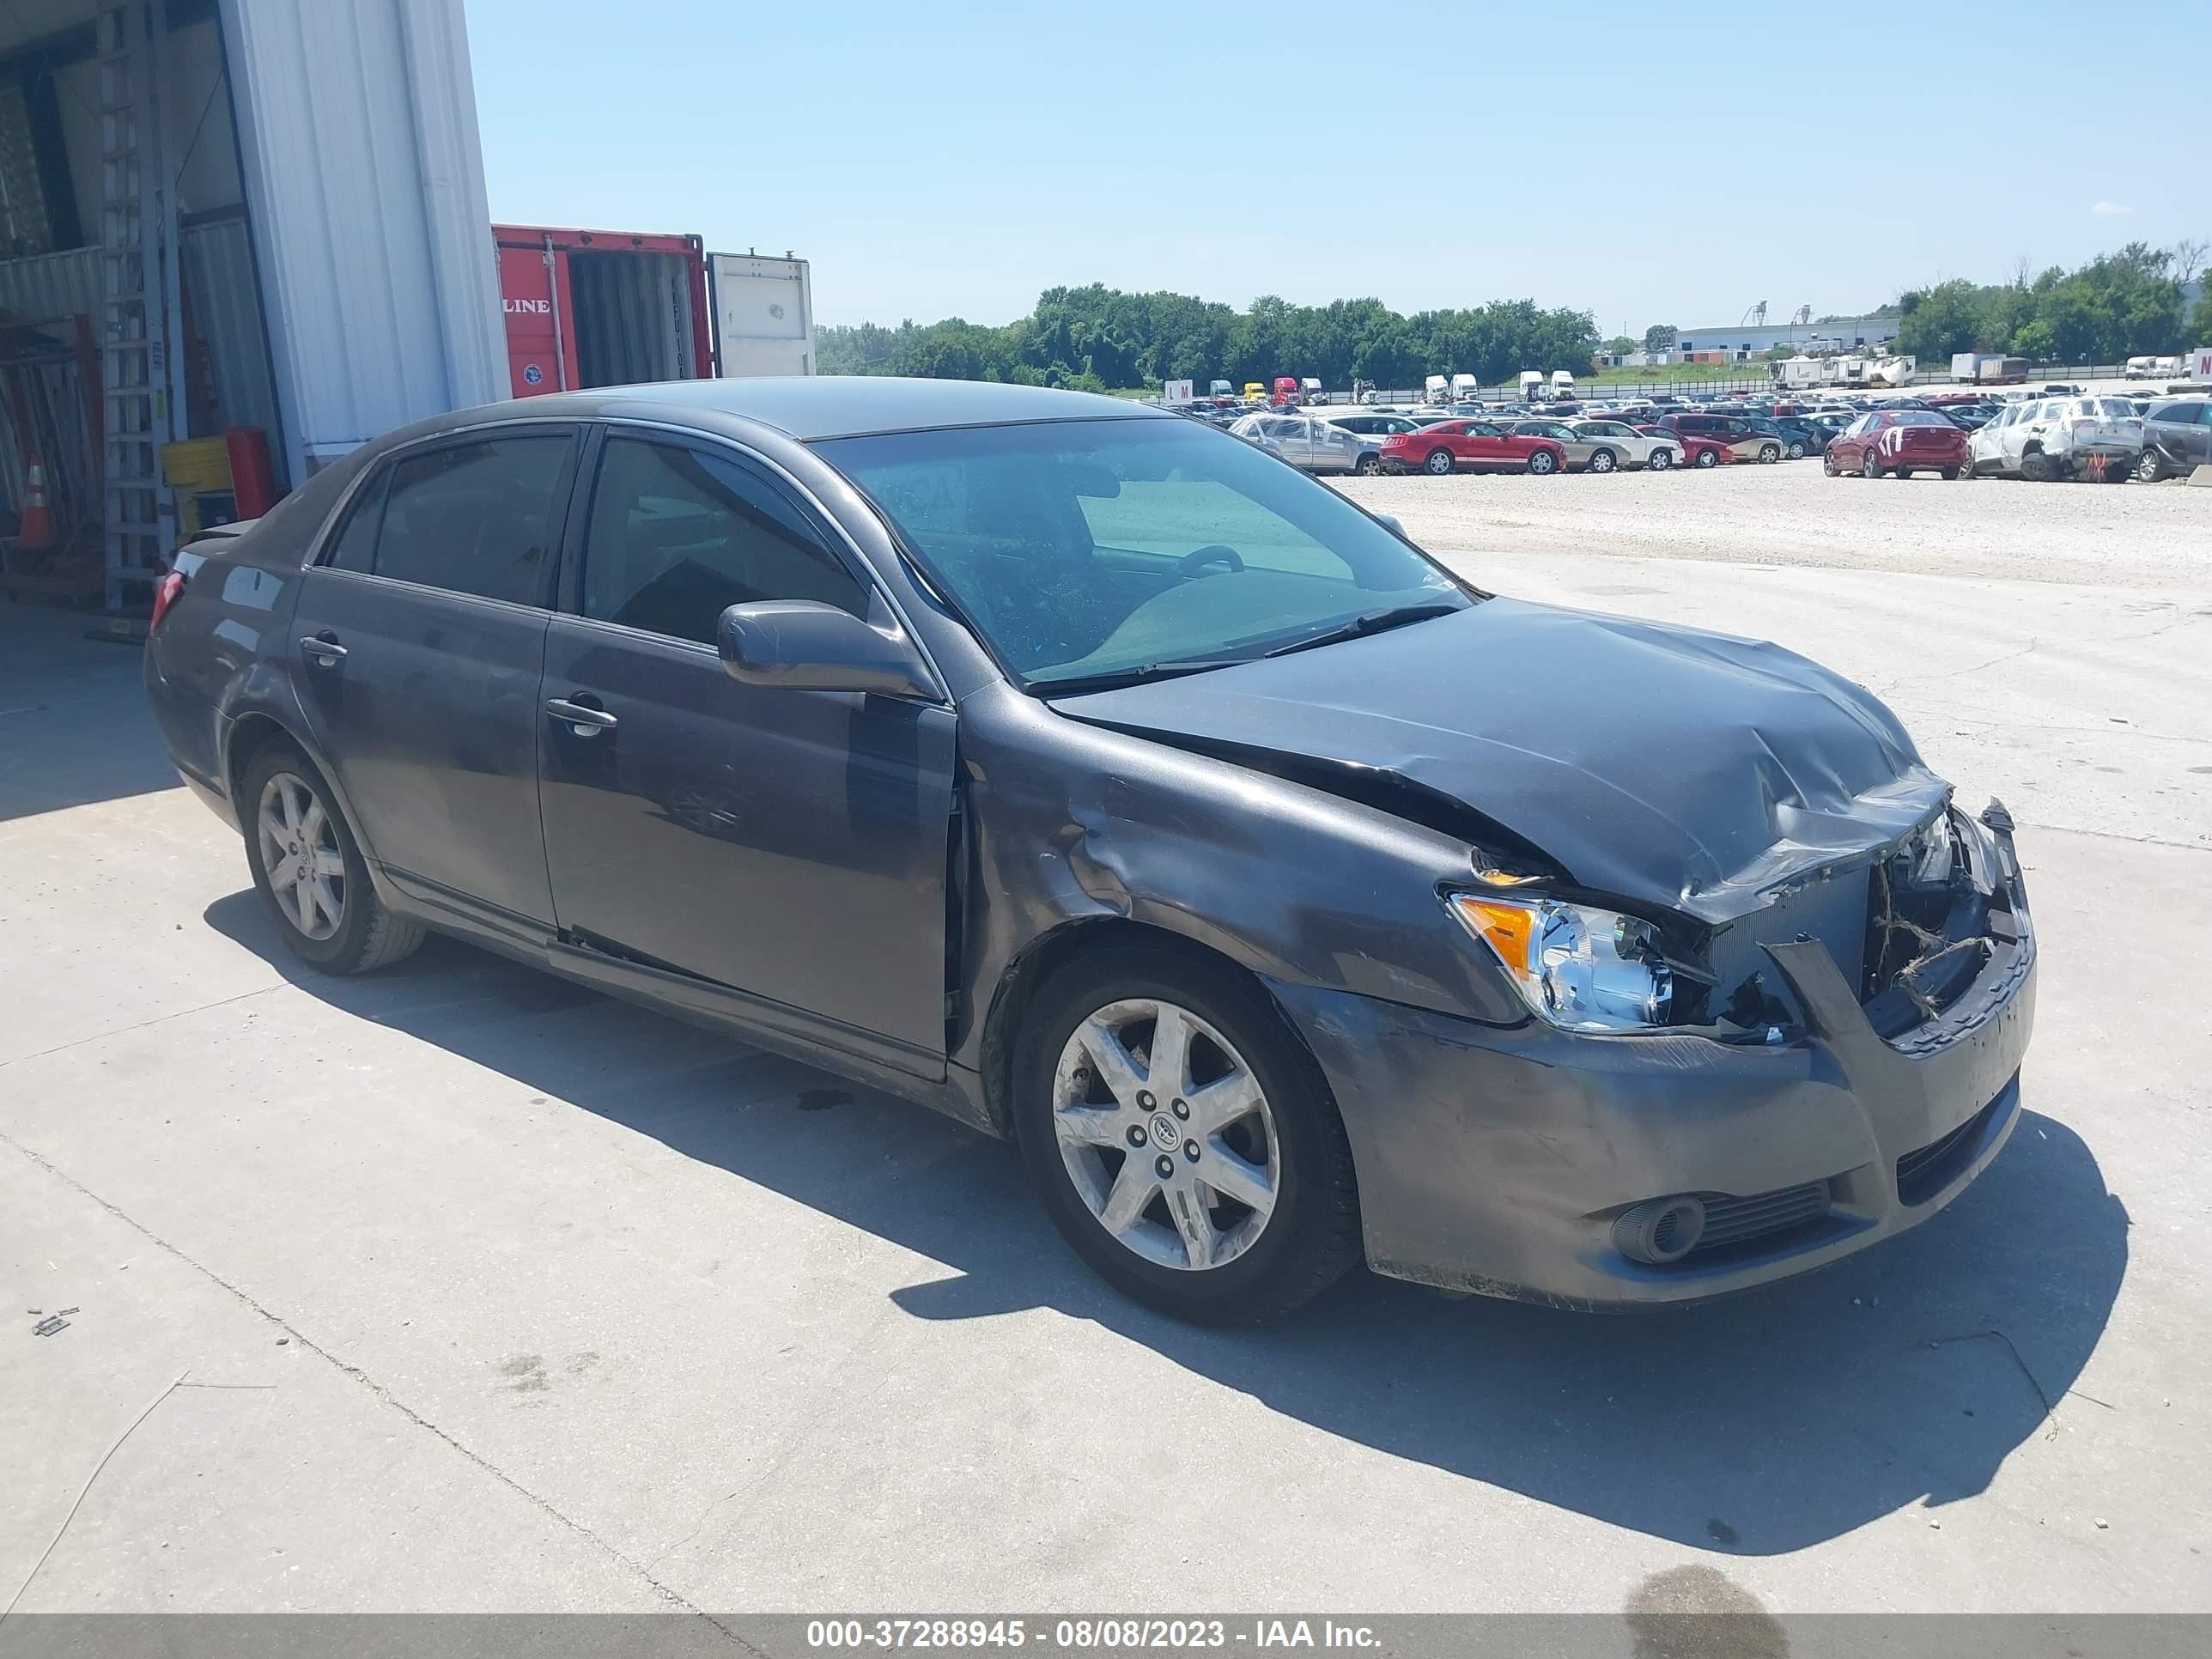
[161, 438, 235, 538]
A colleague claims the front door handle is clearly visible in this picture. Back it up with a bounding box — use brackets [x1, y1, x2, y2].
[300, 635, 346, 665]
[545, 696, 617, 738]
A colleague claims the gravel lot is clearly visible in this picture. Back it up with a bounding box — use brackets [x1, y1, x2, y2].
[1336, 463, 2210, 590]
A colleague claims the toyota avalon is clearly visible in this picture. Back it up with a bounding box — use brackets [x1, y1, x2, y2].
[144, 380, 2034, 1322]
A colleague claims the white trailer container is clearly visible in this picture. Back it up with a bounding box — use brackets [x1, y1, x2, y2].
[709, 252, 816, 378]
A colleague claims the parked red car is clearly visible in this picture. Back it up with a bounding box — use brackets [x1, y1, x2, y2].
[1380, 420, 1566, 476]
[1823, 410, 1971, 480]
[1636, 424, 1732, 469]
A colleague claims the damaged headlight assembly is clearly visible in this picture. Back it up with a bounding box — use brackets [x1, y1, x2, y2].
[1449, 892, 1677, 1034]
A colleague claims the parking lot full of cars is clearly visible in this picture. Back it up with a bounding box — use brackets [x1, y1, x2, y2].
[1200, 377, 2204, 488]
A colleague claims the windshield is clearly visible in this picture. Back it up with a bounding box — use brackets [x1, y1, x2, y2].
[817, 416, 1469, 689]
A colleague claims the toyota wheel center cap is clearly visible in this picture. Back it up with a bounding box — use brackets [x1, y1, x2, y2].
[1149, 1111, 1181, 1151]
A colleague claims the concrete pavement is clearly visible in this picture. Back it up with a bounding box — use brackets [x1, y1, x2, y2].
[3, 559, 2209, 1615]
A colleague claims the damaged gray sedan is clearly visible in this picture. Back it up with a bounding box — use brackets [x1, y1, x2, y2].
[144, 379, 2035, 1323]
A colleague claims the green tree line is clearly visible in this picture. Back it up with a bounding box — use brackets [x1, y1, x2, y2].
[816, 285, 1601, 392]
[1894, 241, 2209, 365]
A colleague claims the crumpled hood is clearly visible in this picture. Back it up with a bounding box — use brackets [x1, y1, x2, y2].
[1047, 598, 1949, 924]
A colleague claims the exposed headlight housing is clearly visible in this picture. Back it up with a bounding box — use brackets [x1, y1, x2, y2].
[1449, 894, 1675, 1033]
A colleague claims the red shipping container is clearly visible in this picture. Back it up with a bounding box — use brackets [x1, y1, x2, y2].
[495, 224, 714, 399]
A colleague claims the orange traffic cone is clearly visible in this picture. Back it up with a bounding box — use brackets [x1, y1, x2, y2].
[18, 451, 54, 550]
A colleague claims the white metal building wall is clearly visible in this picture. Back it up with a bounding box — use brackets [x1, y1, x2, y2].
[216, 0, 507, 479]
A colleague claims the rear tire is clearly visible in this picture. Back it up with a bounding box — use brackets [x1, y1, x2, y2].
[1694, 447, 1719, 469]
[2020, 450, 2056, 483]
[1940, 467, 1960, 481]
[1012, 943, 1363, 1324]
[1424, 447, 1454, 476]
[1863, 450, 1884, 479]
[1786, 441, 1806, 460]
[240, 742, 424, 975]
[2133, 449, 2163, 483]
[1352, 454, 1379, 476]
[1526, 449, 1559, 476]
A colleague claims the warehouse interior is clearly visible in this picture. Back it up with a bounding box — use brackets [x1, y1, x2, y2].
[0, 0, 284, 607]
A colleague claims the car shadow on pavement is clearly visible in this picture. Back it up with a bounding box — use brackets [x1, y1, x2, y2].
[208, 892, 2127, 1559]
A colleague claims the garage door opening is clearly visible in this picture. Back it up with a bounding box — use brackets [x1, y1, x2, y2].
[0, 0, 285, 608]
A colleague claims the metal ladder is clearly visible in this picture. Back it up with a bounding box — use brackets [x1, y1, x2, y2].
[95, 0, 172, 609]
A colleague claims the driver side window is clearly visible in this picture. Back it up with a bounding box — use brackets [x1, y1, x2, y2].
[580, 438, 869, 646]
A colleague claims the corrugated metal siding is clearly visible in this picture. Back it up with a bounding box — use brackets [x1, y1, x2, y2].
[0, 247, 100, 327]
[216, 0, 505, 477]
[179, 212, 282, 441]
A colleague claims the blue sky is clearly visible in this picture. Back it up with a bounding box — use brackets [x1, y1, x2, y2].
[463, 0, 2211, 331]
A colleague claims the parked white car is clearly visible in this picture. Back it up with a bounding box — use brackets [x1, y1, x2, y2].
[1557, 422, 1672, 473]
[1966, 396, 2143, 482]
[1231, 411, 1383, 474]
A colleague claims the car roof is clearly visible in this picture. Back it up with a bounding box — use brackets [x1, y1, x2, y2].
[433, 376, 1169, 442]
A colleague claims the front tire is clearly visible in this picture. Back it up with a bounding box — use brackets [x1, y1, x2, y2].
[1013, 944, 1362, 1324]
[1646, 447, 1672, 471]
[1823, 448, 1841, 477]
[240, 743, 424, 975]
[1758, 443, 1781, 464]
[1424, 447, 1454, 476]
[1587, 447, 1617, 474]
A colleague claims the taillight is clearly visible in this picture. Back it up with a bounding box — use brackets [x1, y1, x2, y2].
[149, 568, 186, 633]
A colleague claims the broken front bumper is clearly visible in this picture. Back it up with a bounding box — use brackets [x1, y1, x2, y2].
[1269, 830, 2037, 1310]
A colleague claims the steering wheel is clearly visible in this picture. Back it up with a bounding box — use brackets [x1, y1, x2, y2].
[1178, 544, 1245, 576]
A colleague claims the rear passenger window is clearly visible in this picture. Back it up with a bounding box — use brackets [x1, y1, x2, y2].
[324, 471, 388, 573]
[581, 438, 868, 645]
[373, 435, 574, 605]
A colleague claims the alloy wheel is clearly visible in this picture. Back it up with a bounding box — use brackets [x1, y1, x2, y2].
[1051, 998, 1279, 1273]
[257, 771, 345, 941]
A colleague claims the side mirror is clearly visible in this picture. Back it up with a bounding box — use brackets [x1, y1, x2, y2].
[716, 600, 938, 700]
[1375, 514, 1408, 538]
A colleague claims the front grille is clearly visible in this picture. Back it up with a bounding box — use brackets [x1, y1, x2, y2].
[1897, 1095, 2001, 1204]
[1690, 1181, 1832, 1257]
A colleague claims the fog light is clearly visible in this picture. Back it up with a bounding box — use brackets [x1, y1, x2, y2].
[1613, 1195, 1707, 1265]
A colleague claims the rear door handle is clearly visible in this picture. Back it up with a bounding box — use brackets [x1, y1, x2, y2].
[300, 635, 346, 665]
[545, 697, 617, 737]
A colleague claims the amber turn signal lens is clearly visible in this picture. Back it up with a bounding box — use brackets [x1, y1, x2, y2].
[1450, 895, 1536, 973]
